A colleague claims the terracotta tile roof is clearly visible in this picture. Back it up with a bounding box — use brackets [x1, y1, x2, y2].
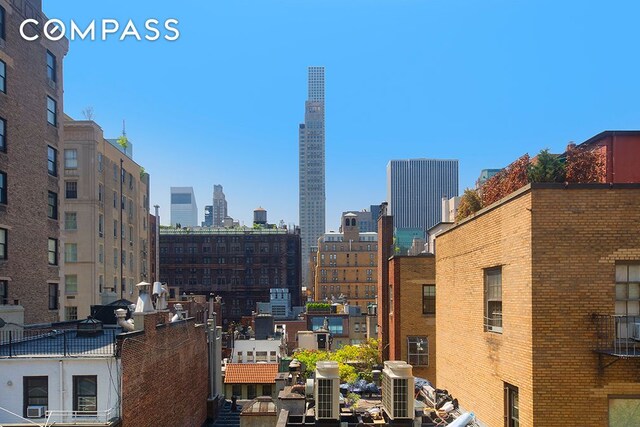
[224, 363, 279, 384]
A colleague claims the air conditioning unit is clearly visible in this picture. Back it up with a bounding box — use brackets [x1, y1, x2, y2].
[315, 361, 339, 420]
[382, 361, 414, 420]
[632, 323, 640, 341]
[26, 405, 47, 418]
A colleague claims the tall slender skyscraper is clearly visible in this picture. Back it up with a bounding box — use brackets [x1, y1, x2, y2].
[213, 184, 227, 227]
[299, 66, 326, 289]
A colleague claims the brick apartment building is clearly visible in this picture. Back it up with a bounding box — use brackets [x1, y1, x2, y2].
[310, 213, 378, 308]
[61, 118, 151, 320]
[159, 228, 301, 322]
[436, 183, 640, 426]
[0, 0, 69, 323]
[376, 209, 436, 384]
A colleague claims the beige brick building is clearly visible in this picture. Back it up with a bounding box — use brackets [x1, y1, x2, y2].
[436, 183, 640, 426]
[311, 213, 377, 308]
[0, 0, 68, 323]
[61, 118, 150, 320]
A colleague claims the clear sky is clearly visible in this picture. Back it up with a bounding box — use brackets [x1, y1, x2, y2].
[46, 0, 640, 229]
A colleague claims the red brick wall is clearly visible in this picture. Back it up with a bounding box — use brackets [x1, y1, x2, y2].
[119, 313, 209, 427]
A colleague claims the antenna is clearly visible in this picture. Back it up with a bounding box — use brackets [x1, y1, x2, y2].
[122, 119, 126, 137]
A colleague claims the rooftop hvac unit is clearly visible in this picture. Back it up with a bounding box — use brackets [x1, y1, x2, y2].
[381, 361, 414, 420]
[26, 405, 47, 418]
[315, 361, 340, 420]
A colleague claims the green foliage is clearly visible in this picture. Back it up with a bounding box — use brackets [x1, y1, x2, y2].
[528, 149, 565, 183]
[139, 166, 146, 179]
[455, 188, 482, 221]
[306, 302, 330, 311]
[292, 339, 381, 383]
[117, 135, 128, 149]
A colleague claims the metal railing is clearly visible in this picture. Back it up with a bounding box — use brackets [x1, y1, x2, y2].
[0, 329, 117, 358]
[592, 314, 640, 357]
[45, 407, 118, 424]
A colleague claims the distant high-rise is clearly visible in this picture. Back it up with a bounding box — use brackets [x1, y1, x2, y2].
[387, 159, 459, 232]
[170, 187, 198, 227]
[203, 205, 213, 227]
[299, 66, 326, 289]
[213, 184, 227, 227]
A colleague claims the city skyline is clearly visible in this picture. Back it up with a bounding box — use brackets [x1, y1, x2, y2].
[46, 0, 640, 230]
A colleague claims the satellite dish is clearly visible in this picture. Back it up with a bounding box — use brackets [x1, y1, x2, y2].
[0, 317, 6, 328]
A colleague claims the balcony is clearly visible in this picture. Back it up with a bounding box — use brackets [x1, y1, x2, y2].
[592, 314, 640, 358]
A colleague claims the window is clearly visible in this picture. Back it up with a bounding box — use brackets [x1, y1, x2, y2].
[0, 118, 5, 155]
[65, 243, 77, 263]
[48, 283, 58, 310]
[0, 6, 5, 40]
[0, 171, 6, 203]
[232, 384, 242, 398]
[97, 153, 103, 172]
[47, 191, 58, 219]
[615, 263, 640, 316]
[407, 336, 428, 366]
[64, 149, 77, 169]
[422, 285, 435, 315]
[0, 280, 7, 304]
[0, 59, 5, 93]
[246, 351, 254, 362]
[46, 51, 56, 82]
[0, 228, 6, 259]
[484, 267, 502, 333]
[256, 351, 268, 362]
[73, 376, 97, 414]
[65, 181, 77, 199]
[98, 245, 103, 263]
[113, 220, 118, 238]
[23, 377, 48, 417]
[98, 183, 104, 202]
[262, 385, 272, 397]
[504, 383, 519, 427]
[47, 97, 57, 126]
[98, 214, 104, 237]
[47, 146, 57, 175]
[609, 398, 640, 426]
[247, 384, 257, 399]
[65, 212, 77, 230]
[66, 306, 78, 320]
[48, 238, 58, 265]
[65, 275, 77, 294]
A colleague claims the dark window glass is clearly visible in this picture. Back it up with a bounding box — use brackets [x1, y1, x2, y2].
[0, 280, 7, 304]
[47, 191, 58, 219]
[47, 97, 57, 126]
[73, 376, 97, 414]
[65, 181, 77, 199]
[0, 6, 5, 40]
[0, 171, 6, 204]
[47, 146, 57, 175]
[46, 51, 56, 82]
[48, 283, 58, 310]
[0, 228, 6, 260]
[24, 377, 48, 417]
[422, 285, 435, 315]
[0, 60, 5, 93]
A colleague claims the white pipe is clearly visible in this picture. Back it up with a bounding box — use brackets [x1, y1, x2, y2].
[115, 309, 135, 332]
[447, 412, 474, 427]
[59, 360, 64, 420]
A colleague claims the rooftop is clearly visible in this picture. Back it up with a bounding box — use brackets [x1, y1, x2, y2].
[0, 327, 118, 358]
[224, 363, 279, 384]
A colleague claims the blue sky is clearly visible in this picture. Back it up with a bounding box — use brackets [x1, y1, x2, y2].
[46, 0, 640, 229]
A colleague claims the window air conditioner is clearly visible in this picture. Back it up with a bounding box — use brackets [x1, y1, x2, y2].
[26, 405, 47, 418]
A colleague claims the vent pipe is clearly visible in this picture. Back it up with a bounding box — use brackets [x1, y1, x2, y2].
[114, 308, 135, 332]
[171, 303, 185, 322]
[153, 282, 168, 310]
[134, 282, 155, 313]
